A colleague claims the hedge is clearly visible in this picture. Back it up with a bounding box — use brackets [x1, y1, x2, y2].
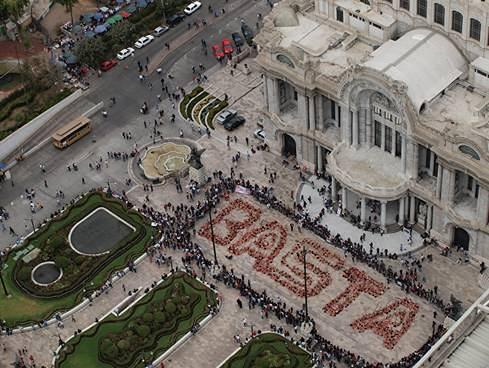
[179, 85, 203, 119]
[186, 91, 208, 121]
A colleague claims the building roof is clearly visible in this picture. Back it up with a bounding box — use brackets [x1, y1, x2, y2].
[442, 315, 489, 368]
[363, 28, 467, 112]
[471, 56, 489, 72]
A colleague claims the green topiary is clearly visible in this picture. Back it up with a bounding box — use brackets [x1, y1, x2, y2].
[100, 338, 119, 359]
[142, 312, 154, 323]
[154, 311, 166, 324]
[116, 339, 130, 351]
[134, 324, 151, 338]
[165, 301, 176, 314]
[54, 255, 71, 269]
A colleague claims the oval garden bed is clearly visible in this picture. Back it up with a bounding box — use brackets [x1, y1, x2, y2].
[55, 272, 218, 368]
[0, 191, 156, 327]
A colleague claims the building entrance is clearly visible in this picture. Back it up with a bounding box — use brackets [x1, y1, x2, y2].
[453, 227, 470, 251]
[282, 133, 297, 158]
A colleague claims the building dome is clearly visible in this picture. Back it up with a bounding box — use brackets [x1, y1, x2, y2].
[273, 5, 299, 27]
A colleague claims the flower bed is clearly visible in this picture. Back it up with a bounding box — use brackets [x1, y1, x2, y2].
[179, 86, 203, 119]
[192, 95, 214, 124]
[55, 272, 217, 368]
[186, 91, 209, 121]
[206, 99, 228, 129]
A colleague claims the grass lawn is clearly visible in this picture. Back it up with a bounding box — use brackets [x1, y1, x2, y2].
[220, 333, 313, 368]
[55, 272, 217, 368]
[0, 192, 156, 327]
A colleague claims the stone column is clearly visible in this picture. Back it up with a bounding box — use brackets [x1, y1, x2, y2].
[408, 140, 419, 179]
[380, 200, 387, 229]
[409, 196, 416, 224]
[308, 95, 316, 131]
[426, 205, 433, 231]
[398, 197, 405, 225]
[341, 187, 347, 210]
[317, 145, 323, 173]
[317, 95, 324, 131]
[360, 197, 367, 224]
[441, 168, 455, 204]
[366, 108, 372, 148]
[477, 187, 489, 226]
[352, 110, 359, 148]
[340, 104, 350, 144]
[436, 165, 443, 199]
[267, 77, 280, 114]
[380, 123, 385, 151]
[297, 93, 307, 129]
[331, 176, 337, 201]
[401, 135, 407, 173]
[429, 151, 435, 176]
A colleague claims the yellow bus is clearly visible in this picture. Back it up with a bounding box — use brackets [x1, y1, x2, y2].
[52, 116, 92, 149]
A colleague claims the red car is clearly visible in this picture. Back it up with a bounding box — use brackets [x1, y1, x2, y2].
[100, 60, 118, 71]
[212, 44, 224, 59]
[222, 38, 233, 55]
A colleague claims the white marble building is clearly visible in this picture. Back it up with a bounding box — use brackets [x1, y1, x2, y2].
[254, 0, 489, 261]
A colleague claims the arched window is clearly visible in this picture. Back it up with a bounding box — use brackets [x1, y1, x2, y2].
[400, 0, 410, 11]
[451, 11, 463, 33]
[417, 0, 427, 17]
[434, 3, 445, 25]
[470, 18, 481, 41]
[459, 145, 480, 160]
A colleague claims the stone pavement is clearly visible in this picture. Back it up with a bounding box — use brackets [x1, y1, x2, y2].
[299, 179, 424, 255]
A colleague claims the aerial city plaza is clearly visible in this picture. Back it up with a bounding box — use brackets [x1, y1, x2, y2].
[1, 0, 489, 366]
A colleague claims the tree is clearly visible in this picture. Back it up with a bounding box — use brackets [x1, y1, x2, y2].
[75, 37, 107, 68]
[105, 21, 136, 54]
[56, 0, 79, 27]
[0, 0, 30, 25]
[20, 55, 59, 90]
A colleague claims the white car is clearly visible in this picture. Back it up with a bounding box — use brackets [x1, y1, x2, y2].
[254, 128, 266, 141]
[216, 109, 237, 125]
[117, 47, 135, 60]
[134, 35, 155, 49]
[184, 1, 202, 15]
[153, 25, 169, 37]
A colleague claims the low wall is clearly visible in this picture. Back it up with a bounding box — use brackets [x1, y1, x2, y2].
[0, 89, 83, 163]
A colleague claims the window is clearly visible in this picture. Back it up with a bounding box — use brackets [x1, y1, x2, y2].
[374, 121, 382, 147]
[417, 0, 427, 17]
[452, 11, 463, 33]
[331, 100, 336, 120]
[470, 18, 481, 41]
[360, 0, 370, 4]
[434, 3, 445, 25]
[336, 7, 344, 22]
[395, 131, 402, 157]
[400, 0, 410, 11]
[385, 126, 392, 153]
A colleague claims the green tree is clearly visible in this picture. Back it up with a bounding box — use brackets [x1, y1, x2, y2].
[19, 55, 59, 91]
[0, 0, 30, 25]
[75, 37, 107, 68]
[105, 21, 136, 53]
[56, 0, 79, 28]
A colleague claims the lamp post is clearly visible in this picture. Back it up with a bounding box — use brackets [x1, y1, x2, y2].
[302, 244, 308, 322]
[206, 191, 218, 266]
[0, 257, 9, 297]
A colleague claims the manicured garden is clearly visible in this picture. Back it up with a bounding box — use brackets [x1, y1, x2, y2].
[55, 272, 217, 368]
[220, 333, 312, 368]
[0, 191, 156, 327]
[179, 85, 204, 119]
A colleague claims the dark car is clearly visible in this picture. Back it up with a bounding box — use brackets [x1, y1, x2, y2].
[224, 115, 245, 131]
[241, 23, 254, 45]
[231, 32, 244, 47]
[167, 12, 185, 27]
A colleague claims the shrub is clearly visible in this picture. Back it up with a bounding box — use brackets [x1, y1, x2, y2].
[142, 312, 154, 323]
[186, 91, 208, 121]
[116, 339, 130, 351]
[17, 267, 31, 282]
[75, 255, 85, 265]
[179, 85, 203, 118]
[181, 295, 190, 305]
[100, 338, 119, 359]
[54, 255, 71, 269]
[134, 324, 151, 338]
[154, 311, 166, 323]
[165, 301, 176, 314]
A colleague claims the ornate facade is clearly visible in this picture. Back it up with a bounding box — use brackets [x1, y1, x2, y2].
[254, 0, 489, 261]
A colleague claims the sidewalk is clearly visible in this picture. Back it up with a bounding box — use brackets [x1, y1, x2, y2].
[299, 179, 424, 255]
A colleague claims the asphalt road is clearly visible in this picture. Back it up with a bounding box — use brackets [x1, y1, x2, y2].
[0, 0, 275, 248]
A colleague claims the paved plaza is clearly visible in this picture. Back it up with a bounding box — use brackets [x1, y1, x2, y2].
[0, 43, 487, 368]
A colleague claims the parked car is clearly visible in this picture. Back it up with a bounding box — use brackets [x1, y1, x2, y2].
[216, 109, 237, 125]
[254, 128, 266, 141]
[100, 59, 118, 71]
[241, 22, 254, 45]
[212, 44, 225, 59]
[231, 32, 244, 47]
[224, 115, 246, 131]
[116, 47, 135, 60]
[153, 25, 169, 36]
[184, 1, 202, 15]
[167, 12, 185, 26]
[222, 38, 233, 55]
[134, 35, 155, 48]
